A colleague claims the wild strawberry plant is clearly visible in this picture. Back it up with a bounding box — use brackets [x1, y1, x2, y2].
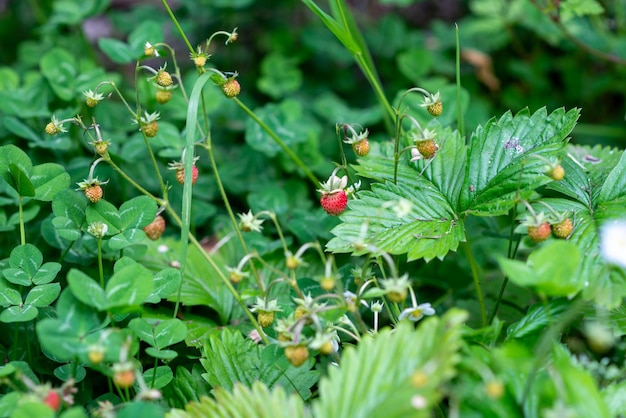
[0, 0, 625, 417]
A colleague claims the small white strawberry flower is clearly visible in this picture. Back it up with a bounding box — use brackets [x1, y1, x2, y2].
[144, 42, 160, 57]
[410, 147, 425, 162]
[399, 303, 435, 322]
[600, 220, 626, 268]
[238, 210, 264, 232]
[343, 291, 368, 308]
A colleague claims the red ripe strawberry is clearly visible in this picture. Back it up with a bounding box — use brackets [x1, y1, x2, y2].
[142, 121, 158, 137]
[416, 140, 438, 159]
[222, 79, 241, 98]
[352, 138, 370, 157]
[285, 345, 309, 367]
[528, 222, 551, 243]
[85, 185, 103, 203]
[320, 190, 347, 216]
[144, 215, 165, 240]
[553, 218, 573, 239]
[44, 391, 61, 411]
[176, 165, 199, 185]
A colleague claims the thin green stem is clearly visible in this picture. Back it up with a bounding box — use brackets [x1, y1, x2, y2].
[455, 24, 465, 137]
[18, 196, 25, 245]
[233, 98, 319, 185]
[161, 0, 194, 53]
[97, 238, 104, 288]
[150, 357, 158, 388]
[198, 140, 264, 291]
[462, 240, 487, 327]
[354, 55, 395, 126]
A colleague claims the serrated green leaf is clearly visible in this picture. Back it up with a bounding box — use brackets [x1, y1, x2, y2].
[161, 365, 211, 409]
[313, 310, 467, 418]
[548, 145, 623, 207]
[460, 107, 580, 215]
[184, 381, 305, 418]
[598, 150, 626, 204]
[327, 182, 465, 261]
[560, 0, 604, 21]
[551, 344, 610, 417]
[506, 299, 570, 340]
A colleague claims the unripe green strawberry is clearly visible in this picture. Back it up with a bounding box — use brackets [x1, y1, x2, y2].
[320, 190, 348, 216]
[285, 345, 309, 367]
[156, 70, 173, 87]
[387, 289, 407, 304]
[319, 341, 334, 355]
[144, 215, 165, 240]
[426, 100, 443, 117]
[548, 165, 565, 181]
[193, 55, 207, 67]
[415, 139, 438, 159]
[528, 222, 551, 243]
[44, 391, 61, 411]
[142, 121, 158, 137]
[86, 96, 99, 107]
[320, 276, 335, 291]
[85, 185, 103, 203]
[257, 311, 275, 328]
[352, 138, 370, 157]
[156, 89, 172, 104]
[176, 165, 199, 185]
[485, 380, 505, 400]
[294, 306, 307, 321]
[93, 140, 109, 156]
[222, 79, 241, 98]
[553, 218, 573, 239]
[45, 122, 60, 135]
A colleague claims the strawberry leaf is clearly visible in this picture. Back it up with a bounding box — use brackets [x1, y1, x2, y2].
[459, 107, 579, 215]
[534, 146, 626, 308]
[327, 182, 465, 262]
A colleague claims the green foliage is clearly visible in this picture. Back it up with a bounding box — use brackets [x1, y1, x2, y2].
[180, 381, 306, 418]
[0, 0, 625, 416]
